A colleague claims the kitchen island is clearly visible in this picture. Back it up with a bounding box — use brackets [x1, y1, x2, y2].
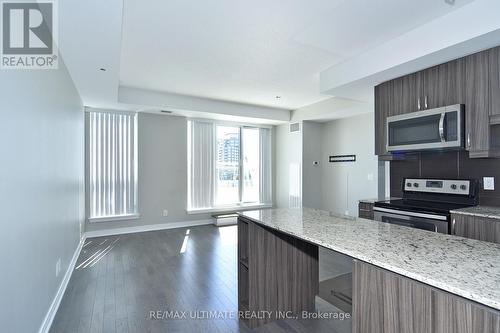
[238, 208, 500, 332]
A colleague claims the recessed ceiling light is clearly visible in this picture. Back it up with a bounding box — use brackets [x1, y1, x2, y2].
[99, 68, 106, 71]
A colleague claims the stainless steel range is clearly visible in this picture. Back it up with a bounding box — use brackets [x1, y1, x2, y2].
[374, 178, 479, 234]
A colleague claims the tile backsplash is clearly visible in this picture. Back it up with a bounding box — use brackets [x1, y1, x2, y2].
[390, 151, 500, 206]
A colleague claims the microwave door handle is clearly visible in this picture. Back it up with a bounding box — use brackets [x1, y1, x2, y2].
[439, 112, 445, 142]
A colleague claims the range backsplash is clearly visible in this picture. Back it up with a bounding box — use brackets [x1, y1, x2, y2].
[390, 151, 500, 206]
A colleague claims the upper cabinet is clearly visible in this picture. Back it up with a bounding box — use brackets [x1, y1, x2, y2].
[374, 81, 392, 156]
[465, 50, 490, 155]
[423, 59, 465, 109]
[375, 46, 500, 159]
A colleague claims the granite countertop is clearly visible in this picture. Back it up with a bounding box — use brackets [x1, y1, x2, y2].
[238, 208, 500, 311]
[451, 206, 500, 220]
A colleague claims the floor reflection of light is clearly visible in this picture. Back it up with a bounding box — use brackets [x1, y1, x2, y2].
[179, 229, 190, 253]
[218, 226, 237, 245]
[76, 237, 120, 269]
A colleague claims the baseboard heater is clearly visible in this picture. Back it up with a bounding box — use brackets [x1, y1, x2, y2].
[212, 213, 238, 226]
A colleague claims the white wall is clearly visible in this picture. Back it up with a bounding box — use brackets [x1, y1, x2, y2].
[275, 123, 303, 208]
[85, 113, 213, 233]
[320, 113, 378, 216]
[275, 114, 378, 216]
[302, 121, 323, 209]
[0, 61, 84, 332]
[291, 97, 370, 122]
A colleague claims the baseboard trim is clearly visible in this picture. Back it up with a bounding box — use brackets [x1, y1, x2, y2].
[39, 236, 85, 333]
[84, 219, 214, 239]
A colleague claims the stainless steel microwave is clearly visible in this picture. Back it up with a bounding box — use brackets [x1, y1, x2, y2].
[386, 104, 464, 152]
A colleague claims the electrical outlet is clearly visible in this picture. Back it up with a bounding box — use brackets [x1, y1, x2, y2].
[367, 173, 374, 181]
[162, 209, 169, 217]
[56, 258, 61, 277]
[483, 177, 495, 190]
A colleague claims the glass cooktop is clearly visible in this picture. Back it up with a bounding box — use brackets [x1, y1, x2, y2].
[374, 199, 474, 216]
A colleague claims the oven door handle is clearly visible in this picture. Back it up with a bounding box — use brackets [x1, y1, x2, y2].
[373, 207, 448, 221]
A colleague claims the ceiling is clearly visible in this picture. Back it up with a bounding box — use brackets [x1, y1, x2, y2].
[119, 0, 474, 110]
[59, 0, 497, 123]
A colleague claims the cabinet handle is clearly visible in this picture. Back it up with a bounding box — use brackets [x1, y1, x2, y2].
[424, 95, 428, 109]
[417, 97, 421, 110]
[451, 218, 456, 235]
[467, 133, 471, 148]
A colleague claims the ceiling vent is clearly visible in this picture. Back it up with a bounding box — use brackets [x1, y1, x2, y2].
[160, 110, 173, 114]
[289, 122, 301, 133]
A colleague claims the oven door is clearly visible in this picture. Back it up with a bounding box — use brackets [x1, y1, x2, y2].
[373, 207, 449, 234]
[386, 104, 463, 152]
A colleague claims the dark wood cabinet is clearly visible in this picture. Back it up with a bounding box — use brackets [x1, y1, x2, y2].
[422, 59, 465, 109]
[238, 218, 249, 311]
[432, 287, 500, 333]
[353, 261, 500, 333]
[358, 201, 374, 220]
[238, 216, 318, 328]
[451, 213, 500, 244]
[397, 72, 421, 115]
[465, 50, 491, 156]
[375, 81, 392, 156]
[248, 221, 278, 327]
[374, 45, 500, 159]
[490, 46, 500, 117]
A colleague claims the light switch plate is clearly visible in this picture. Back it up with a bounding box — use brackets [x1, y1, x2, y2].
[483, 177, 495, 190]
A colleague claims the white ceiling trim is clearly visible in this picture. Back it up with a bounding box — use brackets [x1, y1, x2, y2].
[291, 97, 371, 122]
[118, 86, 291, 124]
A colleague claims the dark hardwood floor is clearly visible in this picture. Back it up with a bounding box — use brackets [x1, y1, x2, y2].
[50, 225, 351, 333]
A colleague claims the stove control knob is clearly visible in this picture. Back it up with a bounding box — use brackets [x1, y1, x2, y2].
[451, 184, 457, 190]
[460, 185, 467, 190]
[413, 183, 419, 188]
[406, 182, 412, 187]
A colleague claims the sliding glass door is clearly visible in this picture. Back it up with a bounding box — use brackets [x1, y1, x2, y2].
[215, 126, 240, 206]
[242, 127, 260, 203]
[189, 120, 270, 211]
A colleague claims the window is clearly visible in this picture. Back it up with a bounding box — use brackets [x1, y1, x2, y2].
[188, 120, 272, 211]
[215, 126, 240, 206]
[86, 110, 138, 221]
[241, 127, 260, 203]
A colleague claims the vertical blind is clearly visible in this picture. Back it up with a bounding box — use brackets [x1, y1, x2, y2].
[88, 111, 138, 219]
[259, 128, 272, 204]
[188, 120, 215, 209]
